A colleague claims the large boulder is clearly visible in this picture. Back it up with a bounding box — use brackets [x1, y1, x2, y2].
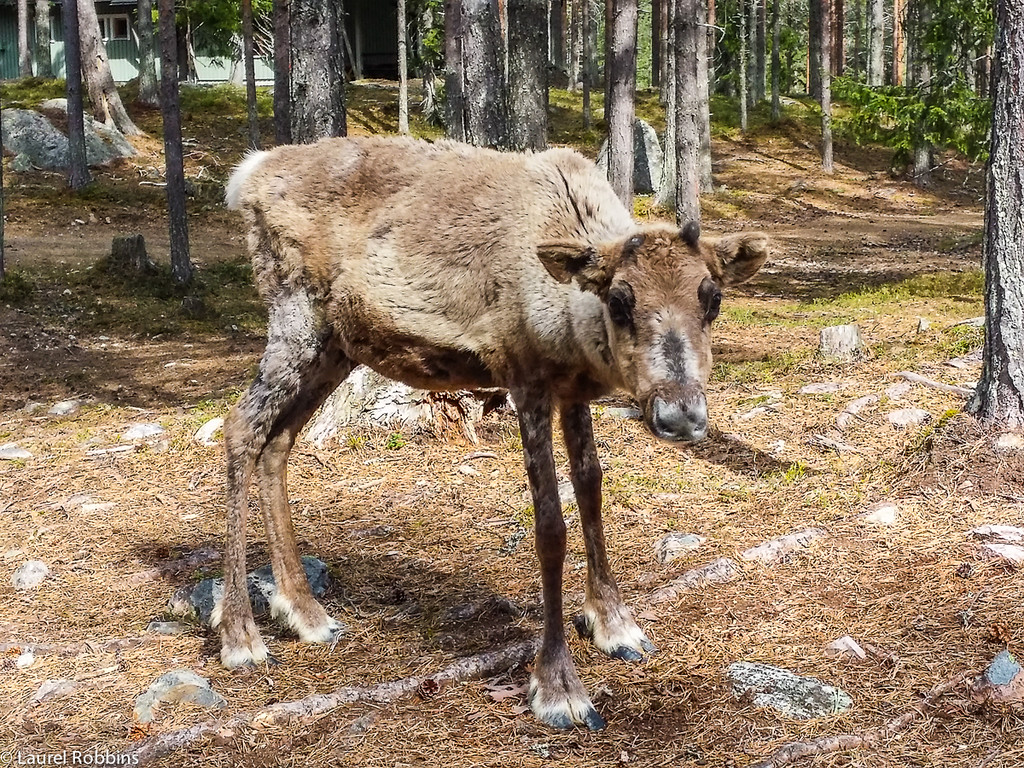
[1, 107, 136, 171]
[596, 118, 664, 195]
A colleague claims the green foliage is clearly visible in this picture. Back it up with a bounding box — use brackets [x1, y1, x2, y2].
[0, 271, 35, 303]
[180, 83, 274, 117]
[813, 270, 984, 309]
[385, 432, 407, 450]
[177, 0, 273, 59]
[0, 77, 67, 109]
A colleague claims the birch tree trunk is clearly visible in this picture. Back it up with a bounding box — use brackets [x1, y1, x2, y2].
[157, 0, 193, 285]
[658, 0, 671, 101]
[508, 0, 548, 149]
[61, 0, 91, 190]
[867, 0, 883, 85]
[819, 0, 833, 173]
[273, 0, 291, 144]
[569, 0, 582, 88]
[968, 0, 1024, 430]
[674, 0, 700, 224]
[606, 0, 638, 206]
[135, 0, 159, 107]
[418, 5, 439, 121]
[398, 0, 410, 133]
[34, 0, 53, 78]
[242, 0, 260, 147]
[747, 0, 758, 104]
[18, 0, 32, 77]
[78, 0, 142, 135]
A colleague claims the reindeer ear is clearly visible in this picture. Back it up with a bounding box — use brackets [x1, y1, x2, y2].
[536, 239, 625, 297]
[711, 233, 771, 286]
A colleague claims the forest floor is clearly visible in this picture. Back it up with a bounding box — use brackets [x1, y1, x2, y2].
[1, 82, 1022, 768]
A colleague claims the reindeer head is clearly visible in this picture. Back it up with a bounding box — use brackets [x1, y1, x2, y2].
[538, 223, 770, 442]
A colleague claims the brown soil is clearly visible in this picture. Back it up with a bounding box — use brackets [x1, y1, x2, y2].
[1, 99, 1021, 768]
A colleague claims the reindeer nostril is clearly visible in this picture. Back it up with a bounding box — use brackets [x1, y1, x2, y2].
[650, 395, 708, 442]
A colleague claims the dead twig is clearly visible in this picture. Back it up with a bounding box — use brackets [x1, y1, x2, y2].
[748, 671, 973, 768]
[118, 638, 540, 766]
[894, 371, 975, 397]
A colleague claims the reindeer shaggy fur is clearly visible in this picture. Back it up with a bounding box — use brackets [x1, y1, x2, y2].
[218, 135, 771, 730]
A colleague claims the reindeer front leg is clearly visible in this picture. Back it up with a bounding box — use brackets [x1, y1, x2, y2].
[514, 391, 605, 731]
[561, 402, 656, 661]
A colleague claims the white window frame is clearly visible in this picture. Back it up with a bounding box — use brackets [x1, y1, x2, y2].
[98, 14, 132, 42]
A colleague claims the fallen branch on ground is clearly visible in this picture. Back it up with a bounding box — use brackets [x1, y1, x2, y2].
[894, 371, 975, 397]
[748, 671, 973, 768]
[119, 638, 540, 766]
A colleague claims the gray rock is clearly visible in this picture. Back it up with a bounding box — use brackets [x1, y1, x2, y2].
[146, 620, 189, 636]
[121, 423, 165, 441]
[0, 443, 33, 460]
[727, 661, 853, 719]
[557, 479, 577, 508]
[602, 406, 642, 420]
[859, 501, 899, 526]
[194, 417, 224, 446]
[819, 324, 864, 360]
[133, 670, 226, 723]
[48, 400, 81, 416]
[971, 650, 1024, 704]
[31, 678, 77, 705]
[650, 557, 740, 603]
[887, 408, 931, 429]
[39, 98, 68, 111]
[654, 533, 706, 564]
[12, 560, 50, 590]
[596, 119, 664, 194]
[1, 108, 136, 171]
[799, 382, 846, 395]
[969, 524, 1024, 543]
[884, 381, 913, 400]
[916, 317, 931, 333]
[836, 394, 878, 429]
[740, 528, 825, 564]
[994, 434, 1024, 453]
[172, 555, 330, 625]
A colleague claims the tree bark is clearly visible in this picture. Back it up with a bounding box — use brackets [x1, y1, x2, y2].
[674, 0, 700, 224]
[892, 0, 905, 85]
[273, 0, 291, 144]
[909, 0, 930, 186]
[34, 0, 53, 78]
[157, 0, 193, 285]
[748, 0, 758, 104]
[852, 0, 861, 76]
[808, 0, 822, 96]
[867, 0, 883, 85]
[418, 4, 439, 121]
[652, 0, 661, 87]
[819, 0, 833, 173]
[549, 0, 565, 73]
[78, 0, 142, 135]
[771, 0, 781, 119]
[460, 0, 510, 147]
[968, 0, 1024, 430]
[241, 0, 260, 147]
[832, 0, 844, 74]
[658, 0, 671, 101]
[606, 0, 638, 205]
[290, 0, 346, 143]
[508, 0, 548, 149]
[61, 0, 91, 190]
[696, 0, 712, 192]
[444, 0, 466, 140]
[582, 0, 593, 127]
[136, 0, 159, 107]
[398, 0, 410, 133]
[755, 0, 766, 102]
[656, 0, 676, 207]
[739, 0, 748, 129]
[18, 0, 32, 77]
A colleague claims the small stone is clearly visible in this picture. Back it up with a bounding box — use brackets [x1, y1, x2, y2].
[31, 679, 76, 705]
[969, 524, 1024, 543]
[887, 408, 931, 429]
[860, 502, 899, 526]
[21, 401, 45, 414]
[557, 479, 577, 508]
[133, 670, 226, 723]
[799, 382, 846, 395]
[837, 395, 878, 429]
[826, 635, 867, 660]
[146, 620, 189, 635]
[977, 543, 1024, 566]
[602, 406, 642, 420]
[122, 423, 165, 441]
[654, 533, 706, 564]
[994, 434, 1024, 453]
[48, 400, 81, 416]
[740, 528, 826, 564]
[727, 662, 853, 719]
[971, 650, 1024, 704]
[819, 325, 864, 361]
[885, 381, 913, 400]
[16, 650, 35, 669]
[736, 405, 770, 422]
[12, 560, 49, 590]
[458, 464, 480, 476]
[650, 557, 741, 603]
[193, 417, 224, 447]
[0, 443, 32, 460]
[916, 317, 931, 333]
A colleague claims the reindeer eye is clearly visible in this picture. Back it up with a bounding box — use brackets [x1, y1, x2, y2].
[698, 277, 722, 324]
[607, 283, 635, 329]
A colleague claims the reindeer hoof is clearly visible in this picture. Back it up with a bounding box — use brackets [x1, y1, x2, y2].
[529, 691, 607, 731]
[528, 665, 606, 731]
[574, 612, 656, 662]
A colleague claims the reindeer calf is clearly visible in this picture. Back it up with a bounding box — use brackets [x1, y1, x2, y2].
[218, 136, 770, 730]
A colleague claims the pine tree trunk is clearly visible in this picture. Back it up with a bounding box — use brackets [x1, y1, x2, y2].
[77, 0, 142, 135]
[418, 4, 439, 121]
[444, 0, 466, 140]
[819, 0, 833, 173]
[61, 0, 91, 190]
[674, 0, 700, 223]
[652, 0, 661, 87]
[273, 0, 291, 144]
[290, 0, 346, 143]
[771, 0, 781, 119]
[832, 0, 843, 74]
[892, 0, 905, 85]
[460, 0, 510, 147]
[659, 0, 671, 101]
[34, 0, 53, 78]
[606, 0, 637, 205]
[508, 0, 548, 148]
[398, 0, 410, 133]
[18, 0, 32, 77]
[550, 0, 565, 73]
[570, 0, 583, 89]
[747, 0, 758, 104]
[808, 0, 822, 96]
[852, 0, 861, 76]
[968, 0, 1024, 430]
[910, 0, 930, 186]
[583, 0, 593, 127]
[656, 0, 676, 207]
[241, 0, 260, 146]
[696, 0, 712, 192]
[755, 0, 766, 102]
[157, 0, 193, 284]
[706, 0, 715, 93]
[135, 0, 159, 107]
[867, 0, 883, 85]
[739, 0, 748, 129]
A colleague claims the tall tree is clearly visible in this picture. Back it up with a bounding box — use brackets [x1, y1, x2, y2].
[78, 0, 142, 135]
[273, 0, 291, 144]
[398, 0, 410, 133]
[450, 0, 510, 147]
[696, 0, 712, 191]
[674, 0, 701, 223]
[136, 0, 159, 107]
[659, 0, 671, 101]
[771, 0, 781, 119]
[606, 0, 637, 204]
[819, 0, 833, 172]
[656, 0, 676, 207]
[62, 0, 91, 190]
[509, 0, 548, 149]
[755, 0, 766, 102]
[290, 0, 346, 143]
[17, 0, 32, 77]
[550, 0, 566, 73]
[832, 0, 844, 74]
[418, 3, 440, 122]
[968, 0, 1024, 430]
[852, 0, 861, 76]
[652, 0, 662, 87]
[739, 0, 748, 130]
[241, 0, 260, 146]
[157, 0, 192, 284]
[444, 0, 466, 141]
[808, 0, 822, 96]
[867, 0, 884, 84]
[908, 0, 930, 185]
[34, 0, 53, 78]
[583, 0, 594, 128]
[892, 0, 905, 84]
[569, 0, 583, 88]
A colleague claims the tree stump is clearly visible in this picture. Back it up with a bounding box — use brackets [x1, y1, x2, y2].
[107, 234, 156, 274]
[819, 324, 864, 360]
